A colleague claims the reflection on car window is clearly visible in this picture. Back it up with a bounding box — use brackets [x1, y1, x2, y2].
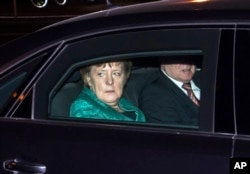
[50, 51, 202, 130]
[1, 51, 53, 118]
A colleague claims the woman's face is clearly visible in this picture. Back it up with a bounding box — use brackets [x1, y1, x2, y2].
[87, 62, 127, 107]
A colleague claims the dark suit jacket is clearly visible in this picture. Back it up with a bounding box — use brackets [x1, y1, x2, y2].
[139, 70, 199, 126]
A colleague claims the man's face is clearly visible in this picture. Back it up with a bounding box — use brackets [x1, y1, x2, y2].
[161, 64, 196, 83]
[87, 62, 126, 107]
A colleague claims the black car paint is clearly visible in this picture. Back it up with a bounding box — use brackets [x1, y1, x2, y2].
[1, 0, 250, 173]
[0, 119, 232, 173]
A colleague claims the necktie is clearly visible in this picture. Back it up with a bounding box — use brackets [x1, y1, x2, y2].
[182, 82, 200, 107]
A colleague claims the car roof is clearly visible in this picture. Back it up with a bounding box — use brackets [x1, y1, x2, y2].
[44, 0, 250, 28]
[1, 0, 250, 68]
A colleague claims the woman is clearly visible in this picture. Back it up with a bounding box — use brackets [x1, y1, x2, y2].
[70, 60, 145, 122]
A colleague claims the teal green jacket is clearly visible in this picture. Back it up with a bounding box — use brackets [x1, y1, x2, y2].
[70, 87, 146, 122]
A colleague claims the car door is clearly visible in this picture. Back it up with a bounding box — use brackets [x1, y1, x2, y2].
[0, 15, 235, 174]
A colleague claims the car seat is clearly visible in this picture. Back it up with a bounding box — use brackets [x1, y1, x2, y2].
[123, 67, 159, 106]
[50, 71, 82, 117]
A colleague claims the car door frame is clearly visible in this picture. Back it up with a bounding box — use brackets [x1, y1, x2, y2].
[0, 17, 237, 174]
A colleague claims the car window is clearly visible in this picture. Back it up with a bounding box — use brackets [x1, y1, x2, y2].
[7, 27, 220, 131]
[215, 30, 235, 133]
[49, 52, 203, 129]
[0, 51, 54, 117]
[235, 29, 250, 135]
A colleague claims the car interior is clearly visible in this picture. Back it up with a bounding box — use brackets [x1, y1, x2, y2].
[50, 66, 160, 117]
[49, 55, 202, 129]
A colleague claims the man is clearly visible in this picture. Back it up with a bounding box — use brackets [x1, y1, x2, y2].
[139, 59, 200, 126]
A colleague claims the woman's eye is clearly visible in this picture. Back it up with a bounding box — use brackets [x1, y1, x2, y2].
[97, 72, 105, 77]
[113, 72, 121, 76]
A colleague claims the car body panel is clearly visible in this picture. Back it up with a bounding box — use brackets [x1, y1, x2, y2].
[1, 0, 250, 173]
[0, 118, 232, 174]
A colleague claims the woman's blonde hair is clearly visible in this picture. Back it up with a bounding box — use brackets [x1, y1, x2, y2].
[80, 60, 132, 87]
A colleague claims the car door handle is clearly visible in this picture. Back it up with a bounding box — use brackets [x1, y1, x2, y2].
[3, 158, 46, 174]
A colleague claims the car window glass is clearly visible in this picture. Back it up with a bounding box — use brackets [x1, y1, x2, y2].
[1, 50, 56, 117]
[49, 51, 203, 130]
[0, 72, 26, 114]
[32, 28, 220, 132]
[235, 29, 250, 135]
[215, 30, 235, 133]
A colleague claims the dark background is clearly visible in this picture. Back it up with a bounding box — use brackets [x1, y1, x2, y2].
[0, 0, 155, 45]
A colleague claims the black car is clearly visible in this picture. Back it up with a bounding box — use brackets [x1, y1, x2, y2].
[1, 0, 250, 173]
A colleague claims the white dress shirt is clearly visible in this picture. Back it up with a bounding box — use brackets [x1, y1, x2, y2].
[161, 68, 200, 100]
